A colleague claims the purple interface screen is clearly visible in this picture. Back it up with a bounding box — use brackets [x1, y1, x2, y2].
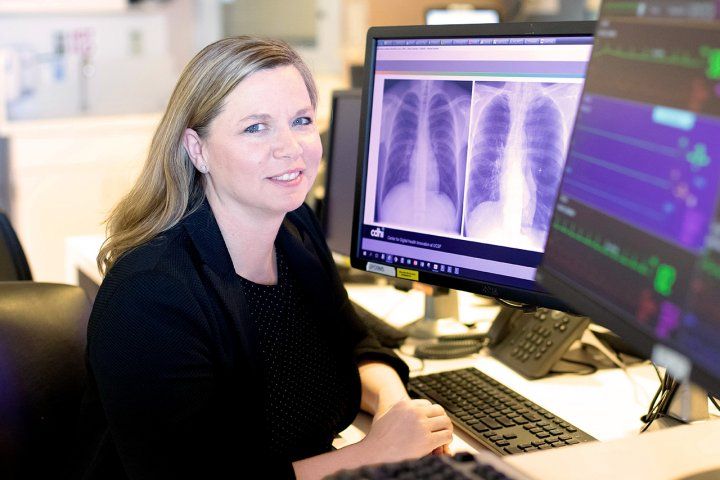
[358, 35, 593, 290]
[541, 0, 720, 386]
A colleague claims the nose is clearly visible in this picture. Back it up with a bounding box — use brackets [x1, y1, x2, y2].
[273, 125, 303, 160]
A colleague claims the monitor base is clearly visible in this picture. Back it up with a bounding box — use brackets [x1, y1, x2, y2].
[402, 288, 459, 339]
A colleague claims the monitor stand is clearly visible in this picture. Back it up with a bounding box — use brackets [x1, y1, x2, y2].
[401, 287, 459, 339]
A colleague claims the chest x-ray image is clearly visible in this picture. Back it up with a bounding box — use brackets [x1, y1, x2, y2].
[463, 81, 583, 251]
[374, 79, 472, 234]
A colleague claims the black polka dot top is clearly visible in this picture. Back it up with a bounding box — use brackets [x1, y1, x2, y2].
[238, 245, 355, 461]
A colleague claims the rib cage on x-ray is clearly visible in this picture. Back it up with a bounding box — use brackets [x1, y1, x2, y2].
[376, 80, 470, 234]
[464, 82, 580, 251]
[523, 94, 566, 232]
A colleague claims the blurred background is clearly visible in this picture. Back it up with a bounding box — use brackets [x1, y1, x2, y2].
[0, 0, 600, 283]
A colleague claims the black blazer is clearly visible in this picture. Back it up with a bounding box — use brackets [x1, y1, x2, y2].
[76, 202, 408, 479]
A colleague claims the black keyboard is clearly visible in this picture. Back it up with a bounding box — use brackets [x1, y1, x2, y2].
[408, 368, 595, 455]
[326, 451, 534, 480]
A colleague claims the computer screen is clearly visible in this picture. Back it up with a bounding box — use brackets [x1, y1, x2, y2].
[350, 22, 595, 309]
[425, 8, 500, 25]
[537, 0, 720, 395]
[323, 89, 362, 257]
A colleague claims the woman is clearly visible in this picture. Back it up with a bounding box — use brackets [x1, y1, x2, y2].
[78, 36, 452, 479]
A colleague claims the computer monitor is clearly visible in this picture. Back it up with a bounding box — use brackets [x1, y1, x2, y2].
[425, 7, 501, 25]
[323, 89, 363, 258]
[537, 1, 720, 396]
[350, 22, 595, 313]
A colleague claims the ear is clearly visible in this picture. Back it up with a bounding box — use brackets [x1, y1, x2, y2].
[182, 128, 209, 173]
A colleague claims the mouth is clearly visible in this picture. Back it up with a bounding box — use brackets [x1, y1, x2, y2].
[267, 168, 305, 186]
[270, 170, 302, 182]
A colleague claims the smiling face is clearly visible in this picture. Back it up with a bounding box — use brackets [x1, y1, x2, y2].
[188, 65, 322, 218]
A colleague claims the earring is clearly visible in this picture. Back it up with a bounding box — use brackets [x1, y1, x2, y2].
[200, 164, 208, 174]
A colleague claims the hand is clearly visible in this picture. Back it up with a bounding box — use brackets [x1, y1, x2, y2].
[360, 399, 453, 464]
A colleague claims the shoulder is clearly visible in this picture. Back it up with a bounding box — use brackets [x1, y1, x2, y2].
[93, 224, 203, 321]
[104, 224, 194, 287]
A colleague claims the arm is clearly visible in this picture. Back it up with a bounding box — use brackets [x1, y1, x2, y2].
[358, 360, 410, 417]
[292, 400, 452, 480]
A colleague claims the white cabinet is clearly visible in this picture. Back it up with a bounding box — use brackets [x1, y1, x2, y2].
[3, 113, 159, 282]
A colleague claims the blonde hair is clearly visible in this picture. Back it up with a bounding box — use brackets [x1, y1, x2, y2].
[97, 36, 318, 275]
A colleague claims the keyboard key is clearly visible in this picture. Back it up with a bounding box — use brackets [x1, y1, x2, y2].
[495, 440, 510, 447]
[479, 417, 503, 430]
[536, 432, 550, 439]
[504, 446, 523, 454]
[503, 433, 517, 440]
[566, 439, 580, 445]
[549, 429, 563, 435]
[518, 443, 533, 450]
[558, 434, 572, 441]
[472, 423, 489, 433]
[496, 416, 515, 427]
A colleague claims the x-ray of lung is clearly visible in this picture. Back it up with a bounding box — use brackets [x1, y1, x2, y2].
[463, 81, 583, 251]
[375, 79, 472, 234]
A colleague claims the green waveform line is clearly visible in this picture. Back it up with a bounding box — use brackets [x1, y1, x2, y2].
[700, 257, 720, 281]
[596, 45, 720, 80]
[603, 1, 640, 11]
[552, 221, 651, 276]
[552, 221, 677, 296]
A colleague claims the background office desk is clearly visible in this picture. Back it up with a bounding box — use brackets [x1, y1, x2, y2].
[67, 238, 720, 478]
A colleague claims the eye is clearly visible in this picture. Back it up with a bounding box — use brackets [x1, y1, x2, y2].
[244, 123, 267, 134]
[293, 116, 313, 127]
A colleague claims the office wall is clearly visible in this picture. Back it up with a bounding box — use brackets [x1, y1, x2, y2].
[0, 9, 175, 121]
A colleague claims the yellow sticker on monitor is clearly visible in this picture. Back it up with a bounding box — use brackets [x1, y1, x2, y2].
[397, 268, 419, 281]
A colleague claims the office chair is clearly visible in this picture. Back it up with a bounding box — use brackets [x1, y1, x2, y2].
[0, 282, 91, 479]
[0, 211, 32, 281]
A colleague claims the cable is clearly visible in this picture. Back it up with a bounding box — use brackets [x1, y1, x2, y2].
[414, 339, 484, 360]
[640, 369, 682, 432]
[496, 297, 536, 313]
[550, 357, 597, 375]
[710, 396, 720, 414]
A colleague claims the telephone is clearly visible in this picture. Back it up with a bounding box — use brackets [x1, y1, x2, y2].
[488, 306, 590, 379]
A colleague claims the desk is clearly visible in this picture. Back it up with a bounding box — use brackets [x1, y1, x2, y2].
[67, 238, 720, 479]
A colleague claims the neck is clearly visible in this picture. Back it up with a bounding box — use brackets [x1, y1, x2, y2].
[206, 193, 284, 285]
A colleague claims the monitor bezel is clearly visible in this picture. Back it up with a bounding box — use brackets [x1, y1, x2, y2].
[321, 88, 362, 257]
[350, 21, 596, 311]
